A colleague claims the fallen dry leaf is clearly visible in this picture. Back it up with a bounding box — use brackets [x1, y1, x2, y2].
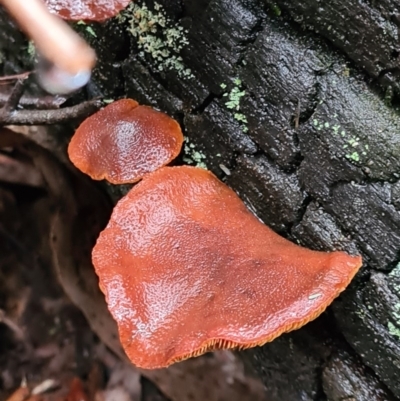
[104, 363, 141, 401]
[0, 127, 124, 361]
[0, 128, 112, 399]
[0, 152, 44, 187]
[143, 351, 267, 401]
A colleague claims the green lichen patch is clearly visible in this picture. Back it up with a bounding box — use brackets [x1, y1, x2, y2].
[346, 151, 360, 162]
[388, 303, 400, 340]
[388, 263, 400, 340]
[388, 322, 400, 339]
[390, 263, 400, 279]
[76, 20, 97, 38]
[27, 41, 36, 60]
[267, 3, 281, 16]
[343, 134, 369, 163]
[183, 137, 208, 169]
[220, 78, 248, 133]
[312, 117, 370, 164]
[73, 20, 98, 41]
[119, 1, 193, 79]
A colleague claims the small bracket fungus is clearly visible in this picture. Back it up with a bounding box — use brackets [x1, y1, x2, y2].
[92, 166, 362, 369]
[44, 0, 133, 21]
[68, 99, 183, 184]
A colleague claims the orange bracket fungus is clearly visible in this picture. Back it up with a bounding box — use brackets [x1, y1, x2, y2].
[67, 99, 361, 369]
[91, 166, 362, 369]
[68, 99, 183, 184]
[44, 0, 132, 21]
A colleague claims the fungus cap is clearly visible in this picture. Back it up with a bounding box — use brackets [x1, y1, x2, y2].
[44, 0, 132, 21]
[92, 166, 362, 369]
[68, 99, 183, 184]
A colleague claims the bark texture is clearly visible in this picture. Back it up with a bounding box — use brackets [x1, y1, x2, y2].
[1, 0, 400, 399]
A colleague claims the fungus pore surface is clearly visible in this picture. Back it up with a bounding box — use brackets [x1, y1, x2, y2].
[68, 99, 183, 184]
[92, 166, 362, 369]
[45, 0, 132, 21]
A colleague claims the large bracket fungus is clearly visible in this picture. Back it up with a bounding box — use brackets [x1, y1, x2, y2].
[67, 98, 362, 369]
[92, 166, 362, 369]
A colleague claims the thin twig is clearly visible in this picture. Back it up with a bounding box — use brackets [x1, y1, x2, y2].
[0, 71, 32, 82]
[2, 79, 26, 113]
[0, 78, 27, 122]
[0, 99, 104, 125]
[0, 93, 67, 109]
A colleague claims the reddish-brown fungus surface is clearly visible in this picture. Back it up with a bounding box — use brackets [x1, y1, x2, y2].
[92, 166, 362, 369]
[45, 0, 132, 21]
[68, 99, 183, 184]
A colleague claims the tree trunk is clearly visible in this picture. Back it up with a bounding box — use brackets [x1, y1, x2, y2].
[1, 0, 400, 399]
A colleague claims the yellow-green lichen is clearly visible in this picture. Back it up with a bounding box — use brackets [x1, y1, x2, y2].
[388, 302, 400, 339]
[388, 263, 400, 340]
[183, 137, 208, 169]
[312, 118, 369, 164]
[76, 20, 97, 37]
[74, 20, 97, 42]
[388, 322, 400, 339]
[221, 78, 248, 132]
[390, 263, 400, 279]
[27, 41, 36, 60]
[342, 66, 350, 77]
[119, 2, 193, 79]
[269, 3, 282, 16]
[346, 151, 360, 162]
[343, 134, 369, 162]
[355, 308, 367, 319]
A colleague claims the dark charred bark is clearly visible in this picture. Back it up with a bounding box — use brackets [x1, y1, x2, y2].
[1, 0, 400, 399]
